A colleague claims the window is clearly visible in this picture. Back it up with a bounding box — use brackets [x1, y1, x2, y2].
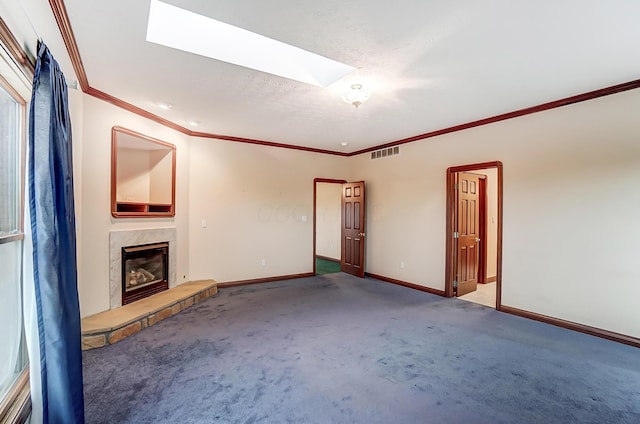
[0, 75, 28, 400]
[0, 33, 30, 420]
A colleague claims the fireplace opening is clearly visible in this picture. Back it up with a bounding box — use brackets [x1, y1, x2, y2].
[121, 242, 169, 305]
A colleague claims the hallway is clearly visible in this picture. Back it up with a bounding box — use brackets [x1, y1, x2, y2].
[458, 282, 496, 308]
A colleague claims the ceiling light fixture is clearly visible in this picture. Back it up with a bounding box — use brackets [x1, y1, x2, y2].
[342, 84, 371, 109]
[156, 101, 173, 110]
[188, 120, 200, 127]
[341, 142, 349, 147]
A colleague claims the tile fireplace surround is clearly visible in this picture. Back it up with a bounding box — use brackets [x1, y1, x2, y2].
[109, 228, 177, 310]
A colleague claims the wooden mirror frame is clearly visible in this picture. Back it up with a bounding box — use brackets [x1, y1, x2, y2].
[111, 126, 176, 218]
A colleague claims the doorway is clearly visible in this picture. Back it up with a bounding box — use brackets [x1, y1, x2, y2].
[313, 179, 345, 275]
[445, 162, 503, 309]
[313, 178, 366, 277]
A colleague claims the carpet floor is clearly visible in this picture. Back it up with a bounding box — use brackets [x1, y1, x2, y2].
[315, 257, 341, 275]
[83, 274, 640, 423]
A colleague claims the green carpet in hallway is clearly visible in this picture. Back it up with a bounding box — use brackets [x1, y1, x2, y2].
[315, 257, 341, 275]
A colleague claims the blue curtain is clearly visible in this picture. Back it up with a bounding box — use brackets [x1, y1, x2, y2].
[29, 41, 85, 424]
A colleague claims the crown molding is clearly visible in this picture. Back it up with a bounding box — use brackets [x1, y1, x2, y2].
[49, 0, 89, 90]
[191, 131, 349, 156]
[50, 0, 640, 157]
[348, 78, 640, 156]
[86, 86, 192, 134]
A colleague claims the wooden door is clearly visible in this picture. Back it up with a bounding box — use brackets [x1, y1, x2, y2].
[341, 181, 365, 277]
[455, 173, 481, 296]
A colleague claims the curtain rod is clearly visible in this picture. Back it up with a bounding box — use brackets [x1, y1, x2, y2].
[20, 1, 78, 89]
[18, 0, 40, 41]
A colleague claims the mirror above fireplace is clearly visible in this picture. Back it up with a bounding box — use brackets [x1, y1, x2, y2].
[111, 126, 176, 218]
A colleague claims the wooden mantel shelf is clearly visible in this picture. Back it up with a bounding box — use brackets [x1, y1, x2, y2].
[115, 201, 172, 214]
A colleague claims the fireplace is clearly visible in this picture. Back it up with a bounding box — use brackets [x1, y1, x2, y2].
[121, 242, 169, 305]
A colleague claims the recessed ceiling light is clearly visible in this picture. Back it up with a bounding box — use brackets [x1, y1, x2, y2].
[341, 142, 349, 147]
[188, 120, 200, 127]
[146, 0, 355, 87]
[156, 101, 172, 110]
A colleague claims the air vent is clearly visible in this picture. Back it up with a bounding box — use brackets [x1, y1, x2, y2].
[370, 146, 400, 160]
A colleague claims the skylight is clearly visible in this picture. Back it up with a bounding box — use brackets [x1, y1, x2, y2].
[146, 0, 354, 87]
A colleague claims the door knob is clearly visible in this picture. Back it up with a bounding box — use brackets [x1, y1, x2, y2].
[475, 237, 481, 242]
[359, 233, 366, 237]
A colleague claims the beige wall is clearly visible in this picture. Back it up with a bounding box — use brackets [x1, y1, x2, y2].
[81, 87, 640, 338]
[81, 98, 348, 315]
[350, 88, 640, 338]
[4, 0, 640, 339]
[350, 143, 448, 288]
[79, 96, 192, 317]
[497, 92, 640, 337]
[188, 138, 348, 282]
[315, 182, 342, 260]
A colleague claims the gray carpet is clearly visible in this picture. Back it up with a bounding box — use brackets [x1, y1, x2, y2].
[83, 274, 640, 423]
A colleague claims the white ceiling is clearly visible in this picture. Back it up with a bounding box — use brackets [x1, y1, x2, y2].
[64, 0, 640, 153]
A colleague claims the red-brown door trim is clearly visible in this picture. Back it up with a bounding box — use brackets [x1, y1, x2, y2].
[445, 162, 503, 309]
[313, 178, 347, 275]
[477, 175, 487, 284]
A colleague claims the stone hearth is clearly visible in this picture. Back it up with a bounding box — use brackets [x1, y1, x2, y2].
[81, 279, 217, 350]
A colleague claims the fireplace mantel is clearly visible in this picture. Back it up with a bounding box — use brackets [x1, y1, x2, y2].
[109, 228, 177, 310]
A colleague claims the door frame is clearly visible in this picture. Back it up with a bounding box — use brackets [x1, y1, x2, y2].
[445, 161, 503, 309]
[477, 175, 487, 284]
[313, 178, 347, 275]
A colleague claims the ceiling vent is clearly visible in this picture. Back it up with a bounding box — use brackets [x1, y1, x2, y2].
[370, 146, 400, 160]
